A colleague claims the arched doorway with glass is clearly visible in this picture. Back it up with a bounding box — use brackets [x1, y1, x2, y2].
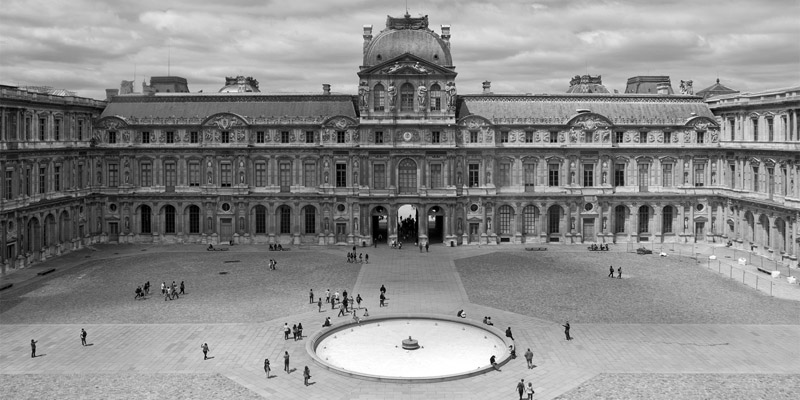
[371, 206, 389, 244]
[426, 205, 445, 244]
[397, 204, 418, 245]
[398, 158, 417, 194]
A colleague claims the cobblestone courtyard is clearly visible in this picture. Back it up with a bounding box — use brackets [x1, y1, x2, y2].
[1, 243, 798, 399]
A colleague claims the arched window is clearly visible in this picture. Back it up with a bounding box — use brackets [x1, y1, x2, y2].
[141, 205, 152, 234]
[548, 206, 561, 234]
[614, 205, 626, 233]
[255, 205, 267, 234]
[744, 212, 754, 242]
[400, 83, 414, 111]
[188, 205, 200, 234]
[758, 214, 770, 246]
[662, 206, 674, 233]
[498, 205, 513, 234]
[373, 84, 385, 111]
[638, 206, 650, 233]
[303, 205, 316, 234]
[279, 206, 291, 234]
[522, 205, 539, 235]
[398, 158, 417, 194]
[430, 84, 442, 111]
[164, 205, 176, 234]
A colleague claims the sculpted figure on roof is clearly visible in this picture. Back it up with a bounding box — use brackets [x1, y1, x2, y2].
[445, 82, 457, 111]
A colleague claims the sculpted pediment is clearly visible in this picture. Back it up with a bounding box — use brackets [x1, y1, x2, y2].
[202, 113, 249, 129]
[360, 53, 456, 76]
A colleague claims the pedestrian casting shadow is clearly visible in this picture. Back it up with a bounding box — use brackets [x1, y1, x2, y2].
[206, 356, 215, 360]
[287, 368, 296, 374]
[85, 343, 94, 347]
[33, 354, 46, 357]
[267, 375, 276, 379]
[307, 381, 316, 386]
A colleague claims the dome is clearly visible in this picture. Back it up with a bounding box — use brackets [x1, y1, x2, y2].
[363, 14, 453, 67]
[218, 76, 260, 93]
[566, 75, 610, 94]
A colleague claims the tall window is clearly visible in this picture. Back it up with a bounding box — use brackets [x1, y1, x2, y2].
[638, 207, 649, 233]
[140, 163, 152, 187]
[164, 205, 176, 234]
[140, 205, 152, 234]
[729, 118, 736, 140]
[767, 167, 775, 195]
[498, 205, 512, 234]
[752, 118, 759, 141]
[142, 131, 150, 143]
[373, 83, 385, 111]
[728, 164, 736, 189]
[498, 163, 511, 187]
[662, 164, 673, 187]
[550, 131, 559, 143]
[400, 83, 414, 111]
[255, 206, 266, 234]
[767, 118, 774, 141]
[662, 206, 674, 233]
[430, 164, 443, 188]
[108, 164, 118, 187]
[468, 163, 479, 187]
[639, 131, 647, 143]
[24, 166, 30, 195]
[335, 163, 347, 187]
[398, 159, 417, 193]
[281, 131, 290, 143]
[54, 119, 61, 141]
[221, 131, 230, 143]
[189, 162, 200, 186]
[523, 205, 538, 234]
[336, 131, 345, 143]
[253, 162, 266, 187]
[614, 205, 626, 233]
[108, 131, 117, 144]
[305, 131, 314, 144]
[280, 162, 292, 191]
[583, 164, 594, 187]
[54, 165, 61, 191]
[220, 162, 232, 187]
[752, 166, 759, 192]
[166, 131, 174, 143]
[256, 131, 265, 143]
[664, 131, 672, 143]
[694, 163, 705, 187]
[4, 170, 11, 200]
[304, 206, 316, 234]
[375, 131, 384, 143]
[373, 164, 386, 189]
[430, 84, 442, 111]
[190, 131, 199, 143]
[638, 164, 649, 190]
[77, 164, 83, 188]
[164, 161, 177, 187]
[524, 163, 536, 191]
[279, 206, 291, 234]
[189, 205, 200, 234]
[781, 168, 788, 195]
[548, 206, 560, 234]
[39, 167, 46, 193]
[696, 132, 704, 144]
[614, 163, 625, 186]
[548, 163, 559, 186]
[432, 131, 440, 143]
[304, 163, 316, 187]
[39, 117, 46, 140]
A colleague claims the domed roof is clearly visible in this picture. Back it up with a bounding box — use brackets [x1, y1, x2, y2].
[363, 14, 452, 67]
[219, 76, 260, 93]
[566, 75, 610, 94]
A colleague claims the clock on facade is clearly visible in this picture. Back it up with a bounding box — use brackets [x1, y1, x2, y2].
[403, 131, 413, 141]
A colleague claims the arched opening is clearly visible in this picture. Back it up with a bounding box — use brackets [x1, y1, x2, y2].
[188, 205, 201, 234]
[758, 214, 770, 247]
[59, 210, 70, 242]
[775, 218, 786, 253]
[430, 83, 442, 111]
[662, 206, 675, 234]
[744, 211, 755, 243]
[44, 213, 55, 247]
[163, 205, 176, 234]
[254, 205, 267, 234]
[614, 205, 628, 234]
[522, 205, 539, 240]
[27, 217, 41, 251]
[498, 205, 513, 237]
[397, 204, 418, 244]
[638, 206, 651, 235]
[373, 83, 385, 111]
[426, 205, 445, 243]
[277, 205, 292, 235]
[398, 158, 417, 194]
[547, 205, 562, 241]
[371, 206, 389, 243]
[302, 205, 317, 235]
[140, 205, 152, 234]
[400, 83, 414, 111]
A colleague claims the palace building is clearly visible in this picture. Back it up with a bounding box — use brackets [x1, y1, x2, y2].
[1, 13, 798, 270]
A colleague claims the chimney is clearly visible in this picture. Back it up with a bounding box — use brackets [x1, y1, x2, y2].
[657, 83, 670, 95]
[105, 89, 119, 101]
[363, 25, 373, 54]
[482, 81, 492, 94]
[322, 84, 331, 95]
[441, 25, 451, 48]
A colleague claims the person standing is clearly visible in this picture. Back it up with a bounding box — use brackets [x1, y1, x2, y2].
[284, 351, 290, 373]
[80, 329, 87, 346]
[516, 379, 526, 400]
[380, 284, 386, 295]
[563, 321, 572, 340]
[334, 290, 340, 306]
[283, 323, 290, 340]
[179, 281, 185, 295]
[325, 289, 330, 303]
[524, 348, 534, 369]
[617, 266, 622, 279]
[527, 382, 535, 400]
[264, 359, 271, 378]
[303, 365, 311, 386]
[425, 242, 429, 252]
[297, 323, 303, 340]
[201, 343, 210, 360]
[365, 254, 369, 264]
[317, 297, 323, 312]
[356, 294, 362, 309]
[506, 326, 515, 341]
[608, 265, 614, 278]
[379, 292, 386, 307]
[292, 324, 298, 341]
[343, 296, 349, 313]
[161, 281, 166, 295]
[309, 289, 314, 304]
[31, 339, 37, 358]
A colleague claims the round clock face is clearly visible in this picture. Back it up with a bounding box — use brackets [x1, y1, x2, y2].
[403, 131, 413, 141]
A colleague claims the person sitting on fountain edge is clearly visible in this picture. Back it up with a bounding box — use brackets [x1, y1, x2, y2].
[457, 310, 466, 318]
[322, 317, 331, 327]
[490, 355, 500, 371]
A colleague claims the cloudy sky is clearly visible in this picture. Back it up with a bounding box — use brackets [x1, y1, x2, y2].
[1, 0, 798, 100]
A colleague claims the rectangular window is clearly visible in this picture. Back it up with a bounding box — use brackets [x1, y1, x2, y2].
[164, 162, 177, 187]
[220, 163, 232, 187]
[335, 163, 347, 187]
[77, 164, 83, 188]
[468, 163, 480, 187]
[432, 131, 440, 143]
[108, 131, 116, 144]
[142, 131, 150, 144]
[375, 131, 383, 144]
[108, 163, 118, 187]
[583, 164, 594, 187]
[4, 171, 12, 199]
[373, 164, 386, 189]
[752, 166, 759, 192]
[498, 163, 511, 187]
[77, 120, 84, 140]
[190, 131, 199, 143]
[305, 131, 314, 144]
[694, 164, 705, 187]
[728, 164, 735, 189]
[256, 131, 265, 143]
[255, 162, 267, 187]
[400, 88, 414, 111]
[767, 118, 774, 142]
[54, 165, 61, 191]
[548, 163, 559, 186]
[525, 131, 533, 143]
[697, 132, 704, 144]
[279, 162, 291, 191]
[470, 131, 478, 143]
[305, 210, 315, 234]
[430, 164, 442, 188]
[550, 131, 558, 143]
[752, 119, 759, 141]
[524, 163, 536, 190]
[337, 131, 345, 143]
[729, 118, 736, 141]
[166, 131, 174, 143]
[54, 119, 61, 141]
[781, 168, 787, 195]
[221, 131, 230, 143]
[38, 117, 46, 141]
[662, 164, 673, 187]
[767, 167, 775, 195]
[140, 163, 152, 187]
[25, 167, 31, 195]
[638, 164, 649, 190]
[280, 208, 291, 234]
[500, 131, 509, 143]
[615, 131, 624, 143]
[663, 208, 673, 233]
[664, 131, 672, 143]
[39, 167, 46, 193]
[639, 132, 647, 143]
[304, 163, 316, 187]
[189, 162, 200, 186]
[281, 131, 289, 143]
[374, 89, 385, 111]
[614, 164, 625, 187]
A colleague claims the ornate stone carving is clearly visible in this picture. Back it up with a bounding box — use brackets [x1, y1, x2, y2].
[679, 80, 694, 95]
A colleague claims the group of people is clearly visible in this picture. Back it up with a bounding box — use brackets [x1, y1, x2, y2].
[283, 322, 304, 341]
[346, 252, 367, 263]
[161, 280, 185, 300]
[134, 281, 151, 299]
[268, 244, 284, 251]
[608, 265, 622, 279]
[263, 355, 312, 386]
[268, 259, 278, 270]
[588, 243, 609, 251]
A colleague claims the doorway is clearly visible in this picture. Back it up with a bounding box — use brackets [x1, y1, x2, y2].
[109, 222, 119, 242]
[582, 218, 595, 242]
[468, 222, 480, 243]
[397, 204, 418, 243]
[371, 206, 388, 243]
[695, 221, 705, 241]
[335, 223, 347, 243]
[427, 206, 444, 243]
[220, 218, 233, 242]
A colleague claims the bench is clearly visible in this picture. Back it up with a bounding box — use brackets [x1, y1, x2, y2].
[0, 283, 12, 291]
[525, 247, 547, 251]
[37, 268, 56, 276]
[757, 267, 781, 278]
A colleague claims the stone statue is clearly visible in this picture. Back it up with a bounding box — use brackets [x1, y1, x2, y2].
[207, 171, 212, 184]
[239, 171, 245, 184]
[417, 84, 427, 109]
[602, 217, 608, 231]
[570, 217, 576, 230]
[679, 80, 694, 95]
[124, 171, 129, 184]
[120, 80, 134, 95]
[445, 82, 457, 111]
[602, 171, 608, 184]
[358, 81, 370, 108]
[387, 82, 397, 109]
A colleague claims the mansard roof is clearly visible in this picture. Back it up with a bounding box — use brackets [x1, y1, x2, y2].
[100, 93, 357, 124]
[457, 94, 716, 126]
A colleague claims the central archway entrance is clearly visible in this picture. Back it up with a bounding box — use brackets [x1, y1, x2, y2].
[371, 206, 389, 243]
[426, 206, 445, 244]
[397, 204, 418, 245]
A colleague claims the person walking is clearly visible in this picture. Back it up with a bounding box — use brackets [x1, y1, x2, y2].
[365, 254, 369, 264]
[292, 324, 298, 341]
[264, 359, 271, 378]
[356, 294, 362, 309]
[309, 289, 314, 304]
[201, 343, 210, 360]
[325, 289, 330, 303]
[563, 321, 572, 340]
[80, 328, 87, 346]
[524, 348, 535, 369]
[303, 365, 311, 386]
[317, 297, 323, 312]
[284, 351, 290, 373]
[334, 290, 340, 306]
[617, 266, 622, 279]
[144, 281, 150, 295]
[527, 382, 535, 400]
[338, 302, 346, 317]
[297, 323, 303, 340]
[283, 323, 290, 340]
[516, 379, 526, 400]
[161, 281, 166, 295]
[379, 292, 386, 307]
[179, 281, 185, 295]
[31, 339, 37, 358]
[425, 242, 429, 252]
[380, 284, 386, 295]
[506, 326, 515, 341]
[343, 296, 349, 313]
[608, 265, 614, 278]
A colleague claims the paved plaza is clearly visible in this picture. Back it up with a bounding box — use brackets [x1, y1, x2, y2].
[1, 243, 798, 399]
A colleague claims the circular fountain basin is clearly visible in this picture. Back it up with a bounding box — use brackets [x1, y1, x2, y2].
[308, 314, 510, 382]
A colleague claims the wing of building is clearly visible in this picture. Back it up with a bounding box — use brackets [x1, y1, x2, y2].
[1, 12, 799, 270]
